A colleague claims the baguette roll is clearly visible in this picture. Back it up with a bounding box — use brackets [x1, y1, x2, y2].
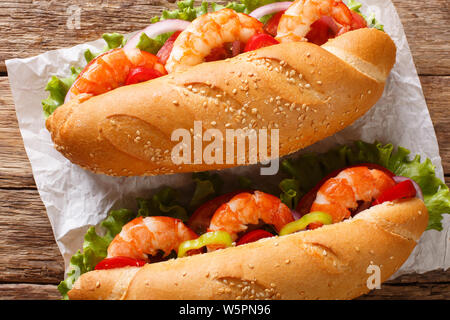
[68, 198, 427, 300]
[46, 28, 396, 176]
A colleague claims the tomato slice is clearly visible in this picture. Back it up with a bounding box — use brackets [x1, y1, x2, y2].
[264, 11, 285, 37]
[95, 256, 146, 270]
[187, 190, 251, 235]
[296, 163, 395, 216]
[156, 31, 182, 65]
[350, 11, 367, 30]
[125, 67, 163, 85]
[372, 180, 417, 206]
[244, 33, 279, 52]
[305, 16, 340, 46]
[236, 229, 274, 246]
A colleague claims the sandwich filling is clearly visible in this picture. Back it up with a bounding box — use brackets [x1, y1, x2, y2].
[42, 0, 383, 115]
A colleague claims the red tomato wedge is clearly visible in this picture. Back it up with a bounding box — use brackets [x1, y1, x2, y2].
[125, 67, 163, 85]
[244, 33, 279, 52]
[305, 16, 340, 46]
[296, 163, 395, 217]
[306, 222, 323, 230]
[156, 31, 182, 65]
[236, 229, 274, 246]
[372, 180, 417, 206]
[187, 190, 251, 235]
[95, 256, 146, 270]
[264, 11, 285, 37]
[350, 11, 367, 30]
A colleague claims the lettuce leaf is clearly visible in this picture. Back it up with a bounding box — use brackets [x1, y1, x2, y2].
[151, 0, 209, 23]
[189, 172, 223, 209]
[41, 66, 81, 118]
[279, 141, 449, 231]
[137, 32, 174, 55]
[57, 208, 135, 300]
[137, 186, 188, 221]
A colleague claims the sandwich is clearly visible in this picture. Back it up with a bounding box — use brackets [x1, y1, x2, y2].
[44, 0, 394, 176]
[61, 141, 449, 299]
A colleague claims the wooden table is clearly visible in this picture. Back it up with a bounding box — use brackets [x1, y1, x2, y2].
[0, 0, 449, 300]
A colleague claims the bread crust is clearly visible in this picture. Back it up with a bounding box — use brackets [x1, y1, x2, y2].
[68, 198, 427, 300]
[46, 28, 396, 176]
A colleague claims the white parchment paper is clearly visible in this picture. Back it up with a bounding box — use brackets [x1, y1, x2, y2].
[5, 0, 449, 279]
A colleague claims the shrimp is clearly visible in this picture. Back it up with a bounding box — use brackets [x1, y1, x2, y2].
[275, 0, 354, 42]
[165, 9, 264, 73]
[66, 47, 167, 102]
[310, 167, 396, 223]
[107, 216, 198, 261]
[208, 191, 294, 242]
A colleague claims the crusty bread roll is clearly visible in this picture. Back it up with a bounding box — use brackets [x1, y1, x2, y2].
[68, 198, 427, 300]
[46, 28, 396, 176]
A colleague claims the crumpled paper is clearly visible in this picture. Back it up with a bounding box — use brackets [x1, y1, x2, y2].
[6, 0, 449, 280]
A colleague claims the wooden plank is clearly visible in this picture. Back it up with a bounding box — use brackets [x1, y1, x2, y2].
[0, 189, 64, 284]
[0, 78, 35, 188]
[0, 284, 61, 300]
[0, 0, 449, 75]
[0, 75, 448, 189]
[359, 282, 450, 300]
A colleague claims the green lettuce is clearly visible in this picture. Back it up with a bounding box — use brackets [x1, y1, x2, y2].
[57, 208, 135, 299]
[279, 141, 449, 231]
[137, 32, 174, 55]
[189, 172, 223, 209]
[151, 0, 209, 23]
[137, 186, 188, 221]
[41, 66, 81, 118]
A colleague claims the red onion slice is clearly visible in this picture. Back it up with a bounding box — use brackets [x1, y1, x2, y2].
[393, 176, 424, 201]
[124, 19, 191, 50]
[291, 209, 302, 221]
[249, 2, 293, 19]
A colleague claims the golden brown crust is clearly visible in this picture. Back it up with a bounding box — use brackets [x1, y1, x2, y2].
[46, 28, 396, 176]
[68, 198, 427, 300]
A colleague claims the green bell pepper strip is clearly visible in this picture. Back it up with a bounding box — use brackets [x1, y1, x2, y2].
[279, 212, 333, 236]
[178, 231, 233, 257]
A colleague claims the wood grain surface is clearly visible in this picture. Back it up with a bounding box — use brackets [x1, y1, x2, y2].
[0, 0, 449, 300]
